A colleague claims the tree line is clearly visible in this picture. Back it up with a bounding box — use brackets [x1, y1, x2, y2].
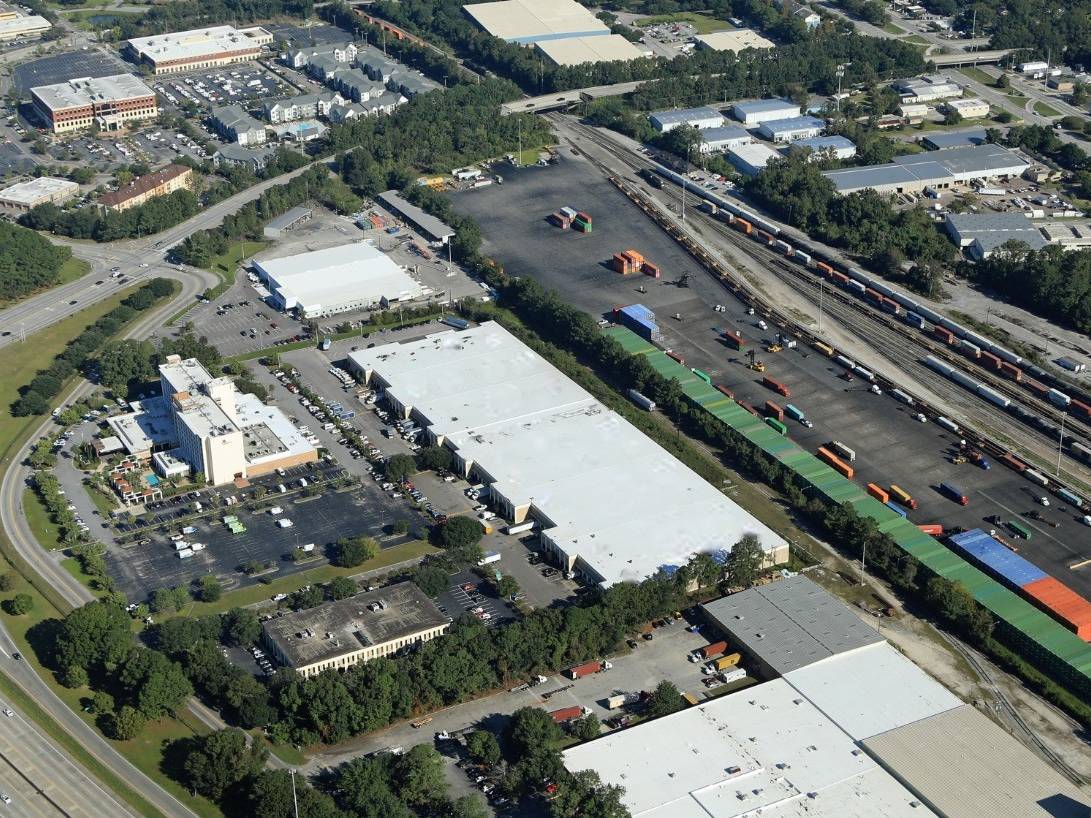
[0, 221, 72, 302]
[11, 278, 176, 417]
[115, 0, 312, 39]
[20, 189, 200, 242]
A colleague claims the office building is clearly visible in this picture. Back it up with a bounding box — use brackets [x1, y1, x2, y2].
[944, 97, 989, 119]
[731, 98, 800, 126]
[892, 74, 962, 103]
[463, 0, 610, 44]
[262, 582, 449, 678]
[648, 106, 725, 133]
[823, 144, 1029, 195]
[348, 322, 789, 587]
[0, 177, 78, 211]
[31, 74, 157, 134]
[0, 3, 50, 40]
[124, 25, 273, 74]
[98, 164, 193, 212]
[253, 242, 427, 317]
[107, 355, 316, 485]
[756, 114, 825, 143]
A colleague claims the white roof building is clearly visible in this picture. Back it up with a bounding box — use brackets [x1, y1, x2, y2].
[727, 143, 781, 175]
[731, 98, 800, 125]
[563, 678, 939, 818]
[944, 97, 990, 119]
[892, 75, 962, 102]
[698, 125, 752, 153]
[694, 29, 774, 52]
[0, 177, 79, 211]
[756, 114, 825, 143]
[787, 134, 856, 160]
[124, 25, 272, 74]
[648, 106, 725, 132]
[463, 0, 609, 43]
[348, 322, 789, 586]
[253, 243, 427, 318]
[0, 13, 50, 40]
[534, 34, 645, 66]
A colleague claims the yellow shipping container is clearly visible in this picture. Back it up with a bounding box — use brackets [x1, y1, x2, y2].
[715, 653, 742, 671]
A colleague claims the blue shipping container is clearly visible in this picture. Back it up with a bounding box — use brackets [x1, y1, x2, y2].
[884, 501, 908, 518]
[948, 528, 1048, 589]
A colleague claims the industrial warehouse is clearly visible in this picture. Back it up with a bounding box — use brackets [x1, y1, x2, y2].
[348, 322, 789, 586]
[123, 25, 273, 74]
[563, 577, 1089, 818]
[253, 243, 429, 318]
[823, 143, 1029, 195]
[462, 0, 609, 44]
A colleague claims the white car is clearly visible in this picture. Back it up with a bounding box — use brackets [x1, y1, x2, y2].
[0, 794, 10, 804]
[1039, 496, 1050, 507]
[870, 384, 882, 395]
[2, 708, 12, 718]
[1081, 515, 1091, 527]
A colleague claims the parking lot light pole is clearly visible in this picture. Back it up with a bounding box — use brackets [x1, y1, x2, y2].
[290, 769, 299, 818]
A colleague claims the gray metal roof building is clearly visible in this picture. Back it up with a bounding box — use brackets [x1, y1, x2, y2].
[376, 190, 455, 244]
[788, 134, 856, 160]
[824, 144, 1028, 194]
[945, 212, 1046, 259]
[698, 125, 752, 152]
[648, 106, 724, 132]
[756, 114, 825, 143]
[263, 205, 312, 238]
[863, 704, 1091, 818]
[731, 97, 800, 125]
[702, 575, 883, 676]
[921, 127, 988, 150]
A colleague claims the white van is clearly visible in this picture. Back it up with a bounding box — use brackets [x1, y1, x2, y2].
[268, 506, 283, 515]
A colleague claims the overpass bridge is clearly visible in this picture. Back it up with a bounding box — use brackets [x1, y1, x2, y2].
[501, 80, 647, 115]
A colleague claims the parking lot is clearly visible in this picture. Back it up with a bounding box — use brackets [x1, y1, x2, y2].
[13, 51, 128, 93]
[437, 568, 519, 628]
[266, 23, 352, 48]
[450, 153, 1091, 598]
[153, 64, 291, 112]
[105, 461, 415, 602]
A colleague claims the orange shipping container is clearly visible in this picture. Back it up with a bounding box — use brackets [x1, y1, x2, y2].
[623, 249, 644, 266]
[612, 253, 632, 274]
[734, 217, 752, 235]
[867, 483, 889, 504]
[1020, 577, 1091, 640]
[817, 446, 854, 479]
[643, 261, 661, 278]
[917, 523, 943, 535]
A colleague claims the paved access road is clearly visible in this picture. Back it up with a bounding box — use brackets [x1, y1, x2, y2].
[0, 161, 320, 346]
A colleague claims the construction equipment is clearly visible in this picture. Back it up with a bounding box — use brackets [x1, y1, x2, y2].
[765, 343, 783, 353]
[749, 360, 767, 373]
[673, 273, 691, 288]
[950, 455, 967, 465]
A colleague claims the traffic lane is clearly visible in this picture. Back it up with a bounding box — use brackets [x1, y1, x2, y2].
[0, 701, 134, 818]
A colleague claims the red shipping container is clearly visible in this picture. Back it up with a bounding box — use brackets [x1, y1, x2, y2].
[1020, 577, 1091, 640]
[980, 350, 1002, 370]
[867, 483, 889, 503]
[698, 640, 728, 659]
[830, 271, 849, 286]
[762, 375, 790, 397]
[1070, 398, 1091, 422]
[612, 253, 631, 274]
[715, 384, 734, 400]
[999, 362, 1022, 382]
[933, 326, 955, 345]
[917, 524, 943, 535]
[764, 400, 784, 422]
[550, 706, 586, 723]
[722, 330, 745, 350]
[643, 261, 661, 278]
[1000, 452, 1027, 473]
[576, 211, 592, 224]
[1025, 379, 1049, 397]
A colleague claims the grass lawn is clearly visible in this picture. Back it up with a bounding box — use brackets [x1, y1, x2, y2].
[61, 7, 145, 27]
[903, 34, 929, 44]
[210, 240, 266, 280]
[83, 481, 118, 518]
[166, 539, 438, 618]
[515, 147, 547, 166]
[882, 21, 905, 34]
[634, 11, 730, 33]
[0, 289, 137, 467]
[1035, 101, 1061, 117]
[0, 256, 89, 309]
[958, 66, 996, 85]
[23, 489, 65, 552]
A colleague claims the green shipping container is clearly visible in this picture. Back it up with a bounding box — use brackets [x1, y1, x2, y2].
[765, 418, 787, 435]
[692, 368, 712, 384]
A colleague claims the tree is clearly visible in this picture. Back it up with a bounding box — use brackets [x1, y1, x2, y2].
[196, 575, 222, 602]
[90, 691, 115, 715]
[246, 770, 342, 818]
[0, 574, 12, 592]
[392, 519, 410, 535]
[448, 795, 490, 818]
[109, 705, 146, 740]
[413, 564, 449, 598]
[181, 728, 267, 800]
[333, 535, 378, 567]
[570, 713, 601, 742]
[396, 743, 447, 807]
[59, 662, 89, 689]
[1060, 115, 1085, 132]
[4, 593, 33, 615]
[550, 769, 630, 818]
[384, 453, 417, 483]
[995, 73, 1010, 90]
[327, 576, 357, 600]
[465, 729, 501, 765]
[117, 647, 193, 720]
[55, 600, 133, 672]
[415, 445, 453, 472]
[726, 534, 765, 589]
[506, 707, 562, 759]
[221, 607, 261, 646]
[437, 516, 483, 552]
[496, 575, 520, 600]
[97, 340, 155, 394]
[645, 680, 683, 719]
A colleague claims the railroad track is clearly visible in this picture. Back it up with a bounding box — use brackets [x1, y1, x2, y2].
[937, 631, 1087, 786]
[558, 118, 1091, 478]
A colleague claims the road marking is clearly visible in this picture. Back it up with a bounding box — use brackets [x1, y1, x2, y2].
[978, 490, 1085, 560]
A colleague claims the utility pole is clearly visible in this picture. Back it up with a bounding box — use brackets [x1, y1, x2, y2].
[290, 770, 299, 818]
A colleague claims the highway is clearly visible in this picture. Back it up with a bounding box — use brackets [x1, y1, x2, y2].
[0, 160, 322, 346]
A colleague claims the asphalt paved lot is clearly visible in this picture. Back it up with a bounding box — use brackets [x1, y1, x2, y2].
[266, 24, 351, 47]
[106, 465, 414, 601]
[450, 156, 1091, 597]
[437, 568, 519, 628]
[13, 51, 127, 92]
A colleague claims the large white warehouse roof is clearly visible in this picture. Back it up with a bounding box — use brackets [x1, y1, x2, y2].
[349, 322, 788, 585]
[253, 243, 426, 318]
[562, 678, 937, 818]
[462, 0, 609, 43]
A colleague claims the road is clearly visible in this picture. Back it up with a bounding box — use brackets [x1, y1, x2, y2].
[0, 160, 322, 345]
[0, 268, 211, 818]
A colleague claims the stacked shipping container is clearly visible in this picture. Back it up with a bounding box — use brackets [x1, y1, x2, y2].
[614, 304, 662, 342]
[949, 529, 1091, 640]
